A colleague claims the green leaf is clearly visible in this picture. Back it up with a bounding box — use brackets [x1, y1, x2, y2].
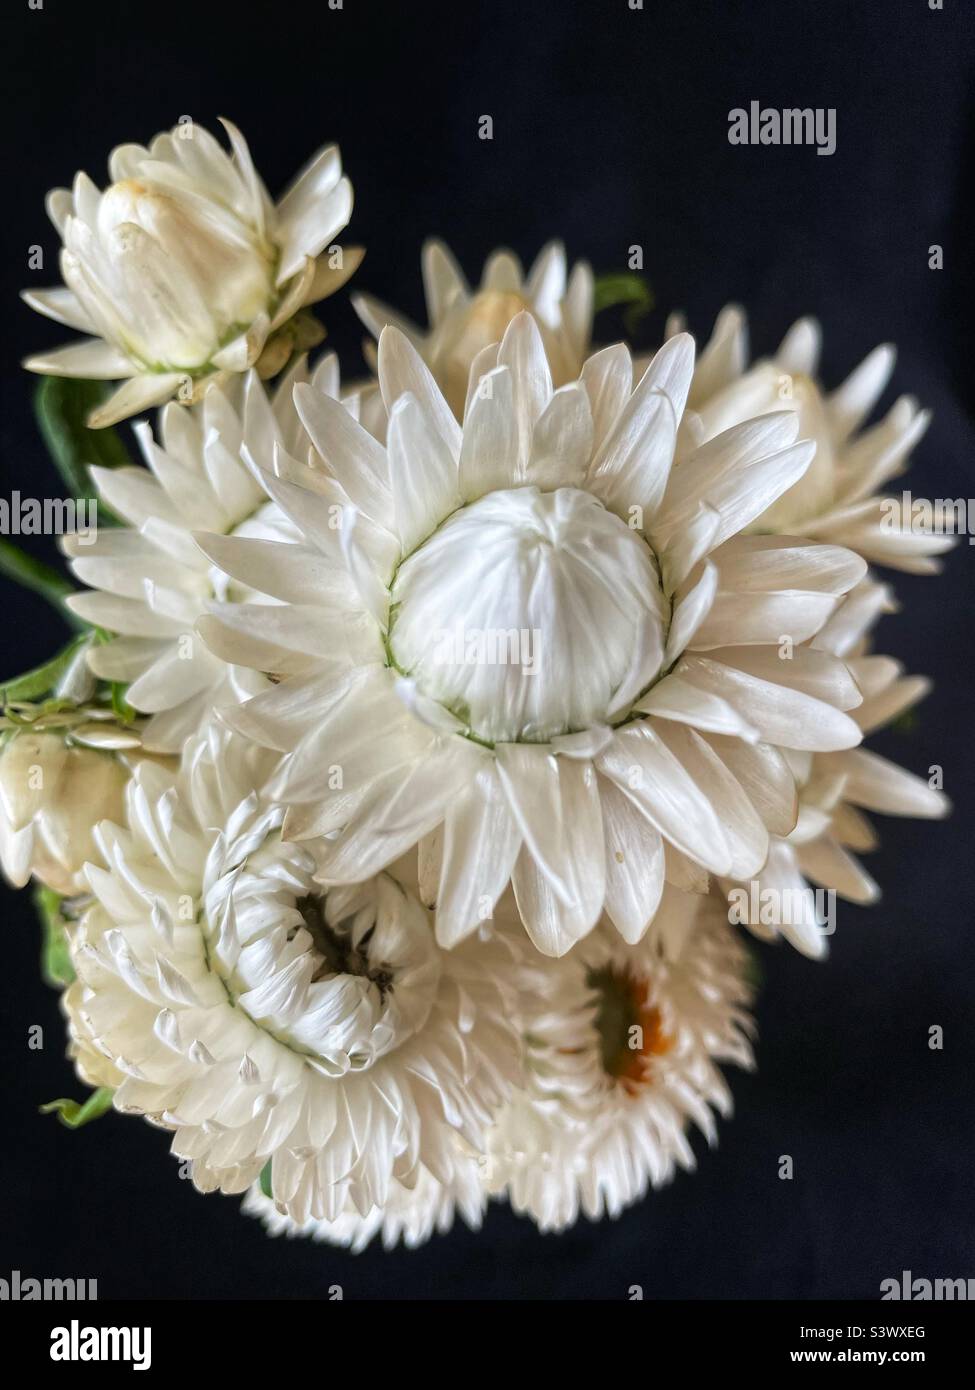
[259, 1160, 273, 1199]
[34, 884, 76, 989]
[0, 539, 83, 628]
[0, 633, 90, 703]
[40, 1088, 114, 1129]
[33, 376, 129, 519]
[593, 272, 655, 337]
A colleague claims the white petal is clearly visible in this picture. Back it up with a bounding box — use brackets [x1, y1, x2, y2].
[703, 735, 798, 837]
[580, 344, 633, 454]
[495, 744, 604, 920]
[527, 383, 593, 488]
[654, 721, 768, 878]
[599, 775, 665, 943]
[387, 393, 461, 553]
[421, 239, 468, 323]
[482, 249, 523, 291]
[776, 317, 821, 376]
[511, 846, 596, 958]
[796, 836, 878, 904]
[687, 306, 748, 407]
[819, 749, 949, 818]
[634, 673, 759, 740]
[193, 532, 353, 608]
[679, 655, 862, 752]
[197, 602, 349, 674]
[316, 741, 480, 880]
[294, 382, 393, 526]
[458, 366, 519, 499]
[21, 287, 96, 333]
[436, 765, 522, 947]
[826, 343, 895, 442]
[124, 644, 218, 712]
[89, 375, 186, 428]
[635, 331, 695, 423]
[664, 561, 717, 663]
[352, 292, 423, 346]
[587, 369, 677, 520]
[737, 839, 827, 959]
[87, 636, 166, 682]
[24, 338, 134, 379]
[223, 666, 365, 752]
[597, 723, 733, 875]
[691, 589, 840, 649]
[275, 143, 352, 283]
[712, 645, 862, 710]
[378, 326, 461, 462]
[302, 245, 364, 307]
[654, 412, 800, 547]
[525, 241, 567, 322]
[496, 313, 553, 473]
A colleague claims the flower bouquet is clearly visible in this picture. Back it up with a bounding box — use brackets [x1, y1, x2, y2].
[2, 119, 950, 1250]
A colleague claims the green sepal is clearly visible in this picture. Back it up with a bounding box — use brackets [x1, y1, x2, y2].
[593, 272, 655, 337]
[259, 1160, 273, 1199]
[0, 633, 90, 704]
[34, 884, 76, 989]
[40, 1087, 114, 1130]
[33, 376, 129, 521]
[110, 681, 137, 725]
[891, 708, 919, 735]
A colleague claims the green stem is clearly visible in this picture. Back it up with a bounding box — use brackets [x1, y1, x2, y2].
[0, 539, 81, 627]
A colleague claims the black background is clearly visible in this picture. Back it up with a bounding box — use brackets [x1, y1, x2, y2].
[0, 0, 973, 1300]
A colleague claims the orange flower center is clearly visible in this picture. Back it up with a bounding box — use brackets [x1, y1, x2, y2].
[587, 965, 673, 1096]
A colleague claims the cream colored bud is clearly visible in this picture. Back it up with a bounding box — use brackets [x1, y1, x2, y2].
[0, 732, 128, 896]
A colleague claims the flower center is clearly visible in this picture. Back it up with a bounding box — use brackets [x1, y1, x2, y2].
[388, 485, 668, 743]
[587, 965, 672, 1095]
[438, 290, 530, 416]
[203, 841, 441, 1075]
[296, 894, 394, 997]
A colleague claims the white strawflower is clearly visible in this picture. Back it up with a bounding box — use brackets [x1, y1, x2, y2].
[24, 120, 359, 427]
[668, 307, 952, 573]
[725, 578, 949, 958]
[198, 316, 868, 956]
[62, 980, 124, 1091]
[0, 714, 140, 896]
[62, 359, 344, 752]
[69, 724, 521, 1223]
[242, 1147, 485, 1252]
[354, 240, 594, 420]
[486, 890, 755, 1232]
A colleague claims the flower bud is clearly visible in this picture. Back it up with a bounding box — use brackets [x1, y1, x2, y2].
[24, 120, 359, 427]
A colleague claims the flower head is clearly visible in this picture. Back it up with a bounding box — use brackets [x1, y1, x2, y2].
[670, 307, 952, 573]
[0, 704, 145, 896]
[486, 890, 755, 1231]
[724, 578, 950, 958]
[24, 120, 359, 426]
[199, 316, 868, 956]
[354, 240, 594, 419]
[69, 724, 520, 1222]
[62, 360, 346, 752]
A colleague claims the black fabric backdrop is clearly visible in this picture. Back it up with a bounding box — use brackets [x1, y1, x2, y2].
[0, 0, 972, 1300]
